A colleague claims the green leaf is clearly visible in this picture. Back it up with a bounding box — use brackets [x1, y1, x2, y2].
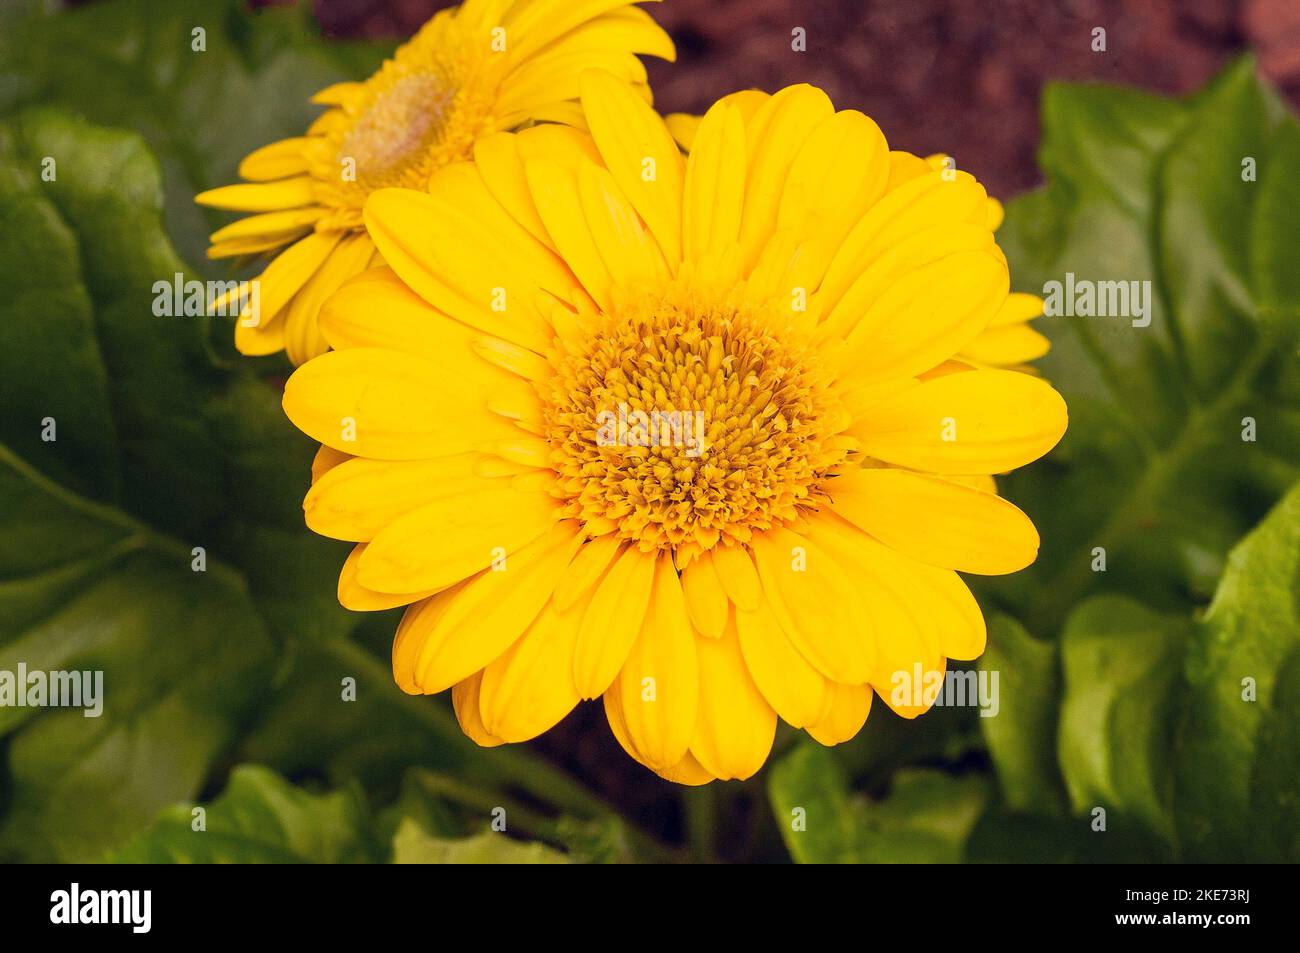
[994, 58, 1300, 631]
[1056, 596, 1191, 840]
[965, 810, 1171, 863]
[768, 743, 987, 863]
[109, 765, 380, 863]
[0, 0, 390, 269]
[978, 615, 1067, 814]
[1176, 481, 1300, 861]
[0, 110, 349, 860]
[391, 819, 570, 865]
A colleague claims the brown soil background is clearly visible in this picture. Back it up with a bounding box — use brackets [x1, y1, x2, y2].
[305, 0, 1300, 198]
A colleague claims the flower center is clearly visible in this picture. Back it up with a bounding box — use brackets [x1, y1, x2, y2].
[311, 16, 496, 230]
[544, 286, 850, 557]
[339, 73, 457, 185]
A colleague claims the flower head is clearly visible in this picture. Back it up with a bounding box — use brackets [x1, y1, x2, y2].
[284, 73, 1068, 783]
[196, 0, 673, 364]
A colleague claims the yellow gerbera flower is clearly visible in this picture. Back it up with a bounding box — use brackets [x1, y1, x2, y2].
[283, 73, 1068, 784]
[195, 0, 674, 364]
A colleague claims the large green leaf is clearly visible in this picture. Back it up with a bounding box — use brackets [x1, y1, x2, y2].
[1056, 596, 1190, 840]
[1176, 481, 1300, 861]
[109, 765, 381, 863]
[978, 615, 1066, 814]
[0, 109, 349, 860]
[391, 819, 570, 865]
[993, 58, 1300, 631]
[0, 0, 389, 270]
[768, 743, 987, 863]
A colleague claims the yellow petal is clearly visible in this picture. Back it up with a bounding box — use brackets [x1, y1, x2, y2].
[339, 543, 442, 612]
[853, 368, 1068, 474]
[614, 555, 698, 771]
[357, 482, 558, 593]
[195, 177, 315, 212]
[237, 137, 311, 181]
[737, 84, 835, 269]
[580, 68, 684, 267]
[553, 534, 624, 611]
[234, 230, 342, 333]
[364, 170, 575, 352]
[578, 158, 669, 288]
[709, 543, 761, 611]
[776, 109, 890, 260]
[805, 682, 872, 746]
[959, 323, 1051, 366]
[525, 156, 614, 311]
[987, 291, 1045, 328]
[305, 454, 483, 541]
[810, 514, 987, 667]
[734, 597, 827, 728]
[209, 207, 324, 244]
[749, 528, 876, 684]
[404, 521, 581, 694]
[828, 467, 1040, 574]
[682, 100, 745, 264]
[452, 671, 506, 747]
[478, 600, 583, 742]
[690, 620, 776, 780]
[603, 679, 715, 785]
[282, 347, 521, 459]
[284, 233, 376, 365]
[680, 552, 728, 638]
[573, 543, 656, 697]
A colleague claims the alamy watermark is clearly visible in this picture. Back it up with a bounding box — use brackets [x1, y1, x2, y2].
[1043, 272, 1151, 328]
[0, 663, 103, 717]
[152, 272, 261, 326]
[890, 665, 1000, 718]
[595, 402, 708, 458]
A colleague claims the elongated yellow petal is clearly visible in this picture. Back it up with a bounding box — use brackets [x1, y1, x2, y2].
[614, 555, 698, 770]
[735, 598, 828, 728]
[580, 68, 684, 266]
[852, 368, 1068, 474]
[690, 621, 776, 780]
[709, 544, 761, 611]
[680, 552, 728, 638]
[195, 177, 315, 212]
[573, 543, 656, 697]
[578, 158, 668, 288]
[402, 522, 583, 694]
[305, 454, 484, 541]
[284, 233, 376, 365]
[358, 482, 559, 594]
[452, 671, 506, 747]
[603, 679, 715, 784]
[209, 207, 324, 244]
[479, 600, 583, 742]
[750, 528, 876, 684]
[364, 170, 575, 351]
[339, 543, 443, 612]
[553, 534, 624, 611]
[282, 347, 520, 459]
[237, 137, 311, 180]
[737, 84, 834, 268]
[829, 467, 1040, 574]
[682, 100, 745, 264]
[806, 682, 872, 746]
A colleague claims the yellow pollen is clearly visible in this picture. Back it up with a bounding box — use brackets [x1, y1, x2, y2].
[544, 285, 852, 557]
